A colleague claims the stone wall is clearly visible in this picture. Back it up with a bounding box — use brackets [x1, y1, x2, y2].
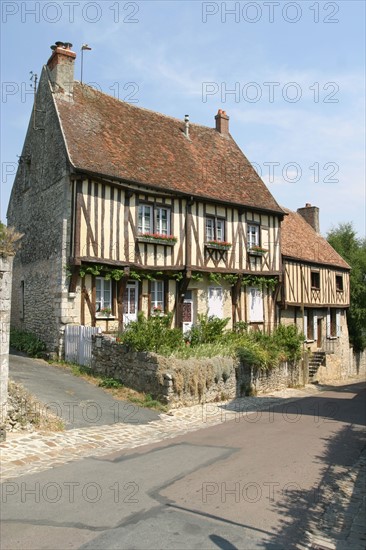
[91, 335, 306, 408]
[238, 359, 308, 395]
[91, 335, 237, 408]
[0, 256, 14, 426]
[351, 350, 366, 378]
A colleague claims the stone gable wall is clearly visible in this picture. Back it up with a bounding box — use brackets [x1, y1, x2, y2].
[7, 68, 73, 354]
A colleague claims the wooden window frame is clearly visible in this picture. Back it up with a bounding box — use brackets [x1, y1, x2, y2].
[205, 216, 226, 242]
[247, 222, 260, 248]
[311, 271, 320, 290]
[95, 277, 114, 317]
[335, 274, 343, 292]
[138, 201, 172, 236]
[150, 280, 165, 314]
[306, 309, 314, 341]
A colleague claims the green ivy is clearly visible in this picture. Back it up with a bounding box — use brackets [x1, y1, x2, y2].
[241, 275, 278, 291]
[191, 272, 204, 282]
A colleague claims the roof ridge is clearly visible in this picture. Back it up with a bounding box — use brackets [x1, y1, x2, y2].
[73, 81, 219, 132]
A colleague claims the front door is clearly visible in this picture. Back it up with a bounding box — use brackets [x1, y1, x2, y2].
[317, 317, 322, 348]
[123, 281, 138, 326]
[182, 290, 193, 334]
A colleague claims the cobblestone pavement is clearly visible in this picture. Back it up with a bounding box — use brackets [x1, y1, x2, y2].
[298, 448, 366, 550]
[1, 381, 365, 548]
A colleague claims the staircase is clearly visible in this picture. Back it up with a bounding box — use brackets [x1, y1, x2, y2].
[308, 351, 326, 381]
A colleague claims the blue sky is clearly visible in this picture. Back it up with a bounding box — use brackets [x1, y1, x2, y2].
[1, 0, 365, 237]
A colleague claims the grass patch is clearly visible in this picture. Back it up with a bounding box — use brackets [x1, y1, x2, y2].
[10, 328, 46, 357]
[49, 360, 167, 412]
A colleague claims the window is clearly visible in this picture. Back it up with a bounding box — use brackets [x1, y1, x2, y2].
[155, 207, 170, 235]
[138, 204, 171, 236]
[330, 309, 337, 337]
[138, 204, 153, 234]
[327, 308, 341, 338]
[205, 217, 225, 242]
[248, 287, 263, 322]
[208, 286, 223, 318]
[96, 277, 112, 315]
[306, 309, 314, 340]
[336, 275, 343, 291]
[151, 281, 164, 313]
[247, 224, 259, 248]
[311, 271, 320, 289]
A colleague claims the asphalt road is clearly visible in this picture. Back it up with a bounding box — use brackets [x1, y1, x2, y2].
[9, 352, 160, 428]
[1, 381, 365, 549]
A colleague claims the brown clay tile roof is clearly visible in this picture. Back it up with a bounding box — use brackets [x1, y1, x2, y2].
[281, 208, 350, 269]
[54, 83, 284, 214]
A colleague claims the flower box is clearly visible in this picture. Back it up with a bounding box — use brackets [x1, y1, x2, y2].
[248, 247, 267, 256]
[205, 241, 232, 251]
[137, 233, 177, 246]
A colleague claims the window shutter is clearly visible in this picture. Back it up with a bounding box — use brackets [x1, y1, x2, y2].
[326, 310, 331, 338]
[313, 312, 317, 338]
[249, 287, 263, 322]
[336, 310, 341, 337]
[303, 309, 308, 339]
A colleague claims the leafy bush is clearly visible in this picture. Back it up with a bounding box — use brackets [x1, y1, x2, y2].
[10, 328, 46, 357]
[0, 222, 23, 257]
[186, 314, 230, 345]
[272, 324, 304, 362]
[120, 312, 184, 354]
[118, 312, 303, 369]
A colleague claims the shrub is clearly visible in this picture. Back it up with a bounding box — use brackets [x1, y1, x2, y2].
[186, 314, 230, 345]
[10, 328, 46, 357]
[272, 324, 304, 362]
[120, 312, 184, 354]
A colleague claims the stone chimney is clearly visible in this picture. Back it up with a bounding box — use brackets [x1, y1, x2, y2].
[297, 203, 320, 233]
[47, 41, 76, 96]
[215, 109, 229, 135]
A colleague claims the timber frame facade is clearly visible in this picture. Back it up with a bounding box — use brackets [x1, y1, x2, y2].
[7, 42, 351, 359]
[70, 172, 283, 333]
[279, 207, 350, 355]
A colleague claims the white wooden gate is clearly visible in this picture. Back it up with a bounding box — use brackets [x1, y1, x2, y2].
[65, 325, 101, 367]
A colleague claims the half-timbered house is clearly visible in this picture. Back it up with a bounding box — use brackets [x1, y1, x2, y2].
[7, 42, 285, 354]
[280, 205, 351, 369]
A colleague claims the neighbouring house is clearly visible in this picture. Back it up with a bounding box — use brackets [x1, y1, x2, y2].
[7, 42, 286, 356]
[280, 205, 351, 378]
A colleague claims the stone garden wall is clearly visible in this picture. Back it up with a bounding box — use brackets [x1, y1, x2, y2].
[91, 335, 306, 408]
[0, 256, 14, 427]
[238, 359, 308, 395]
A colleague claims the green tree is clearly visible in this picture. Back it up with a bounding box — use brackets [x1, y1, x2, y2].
[0, 221, 23, 257]
[327, 223, 366, 351]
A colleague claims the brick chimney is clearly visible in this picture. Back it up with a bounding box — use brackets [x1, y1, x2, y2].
[215, 109, 229, 135]
[47, 41, 76, 96]
[297, 203, 320, 233]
